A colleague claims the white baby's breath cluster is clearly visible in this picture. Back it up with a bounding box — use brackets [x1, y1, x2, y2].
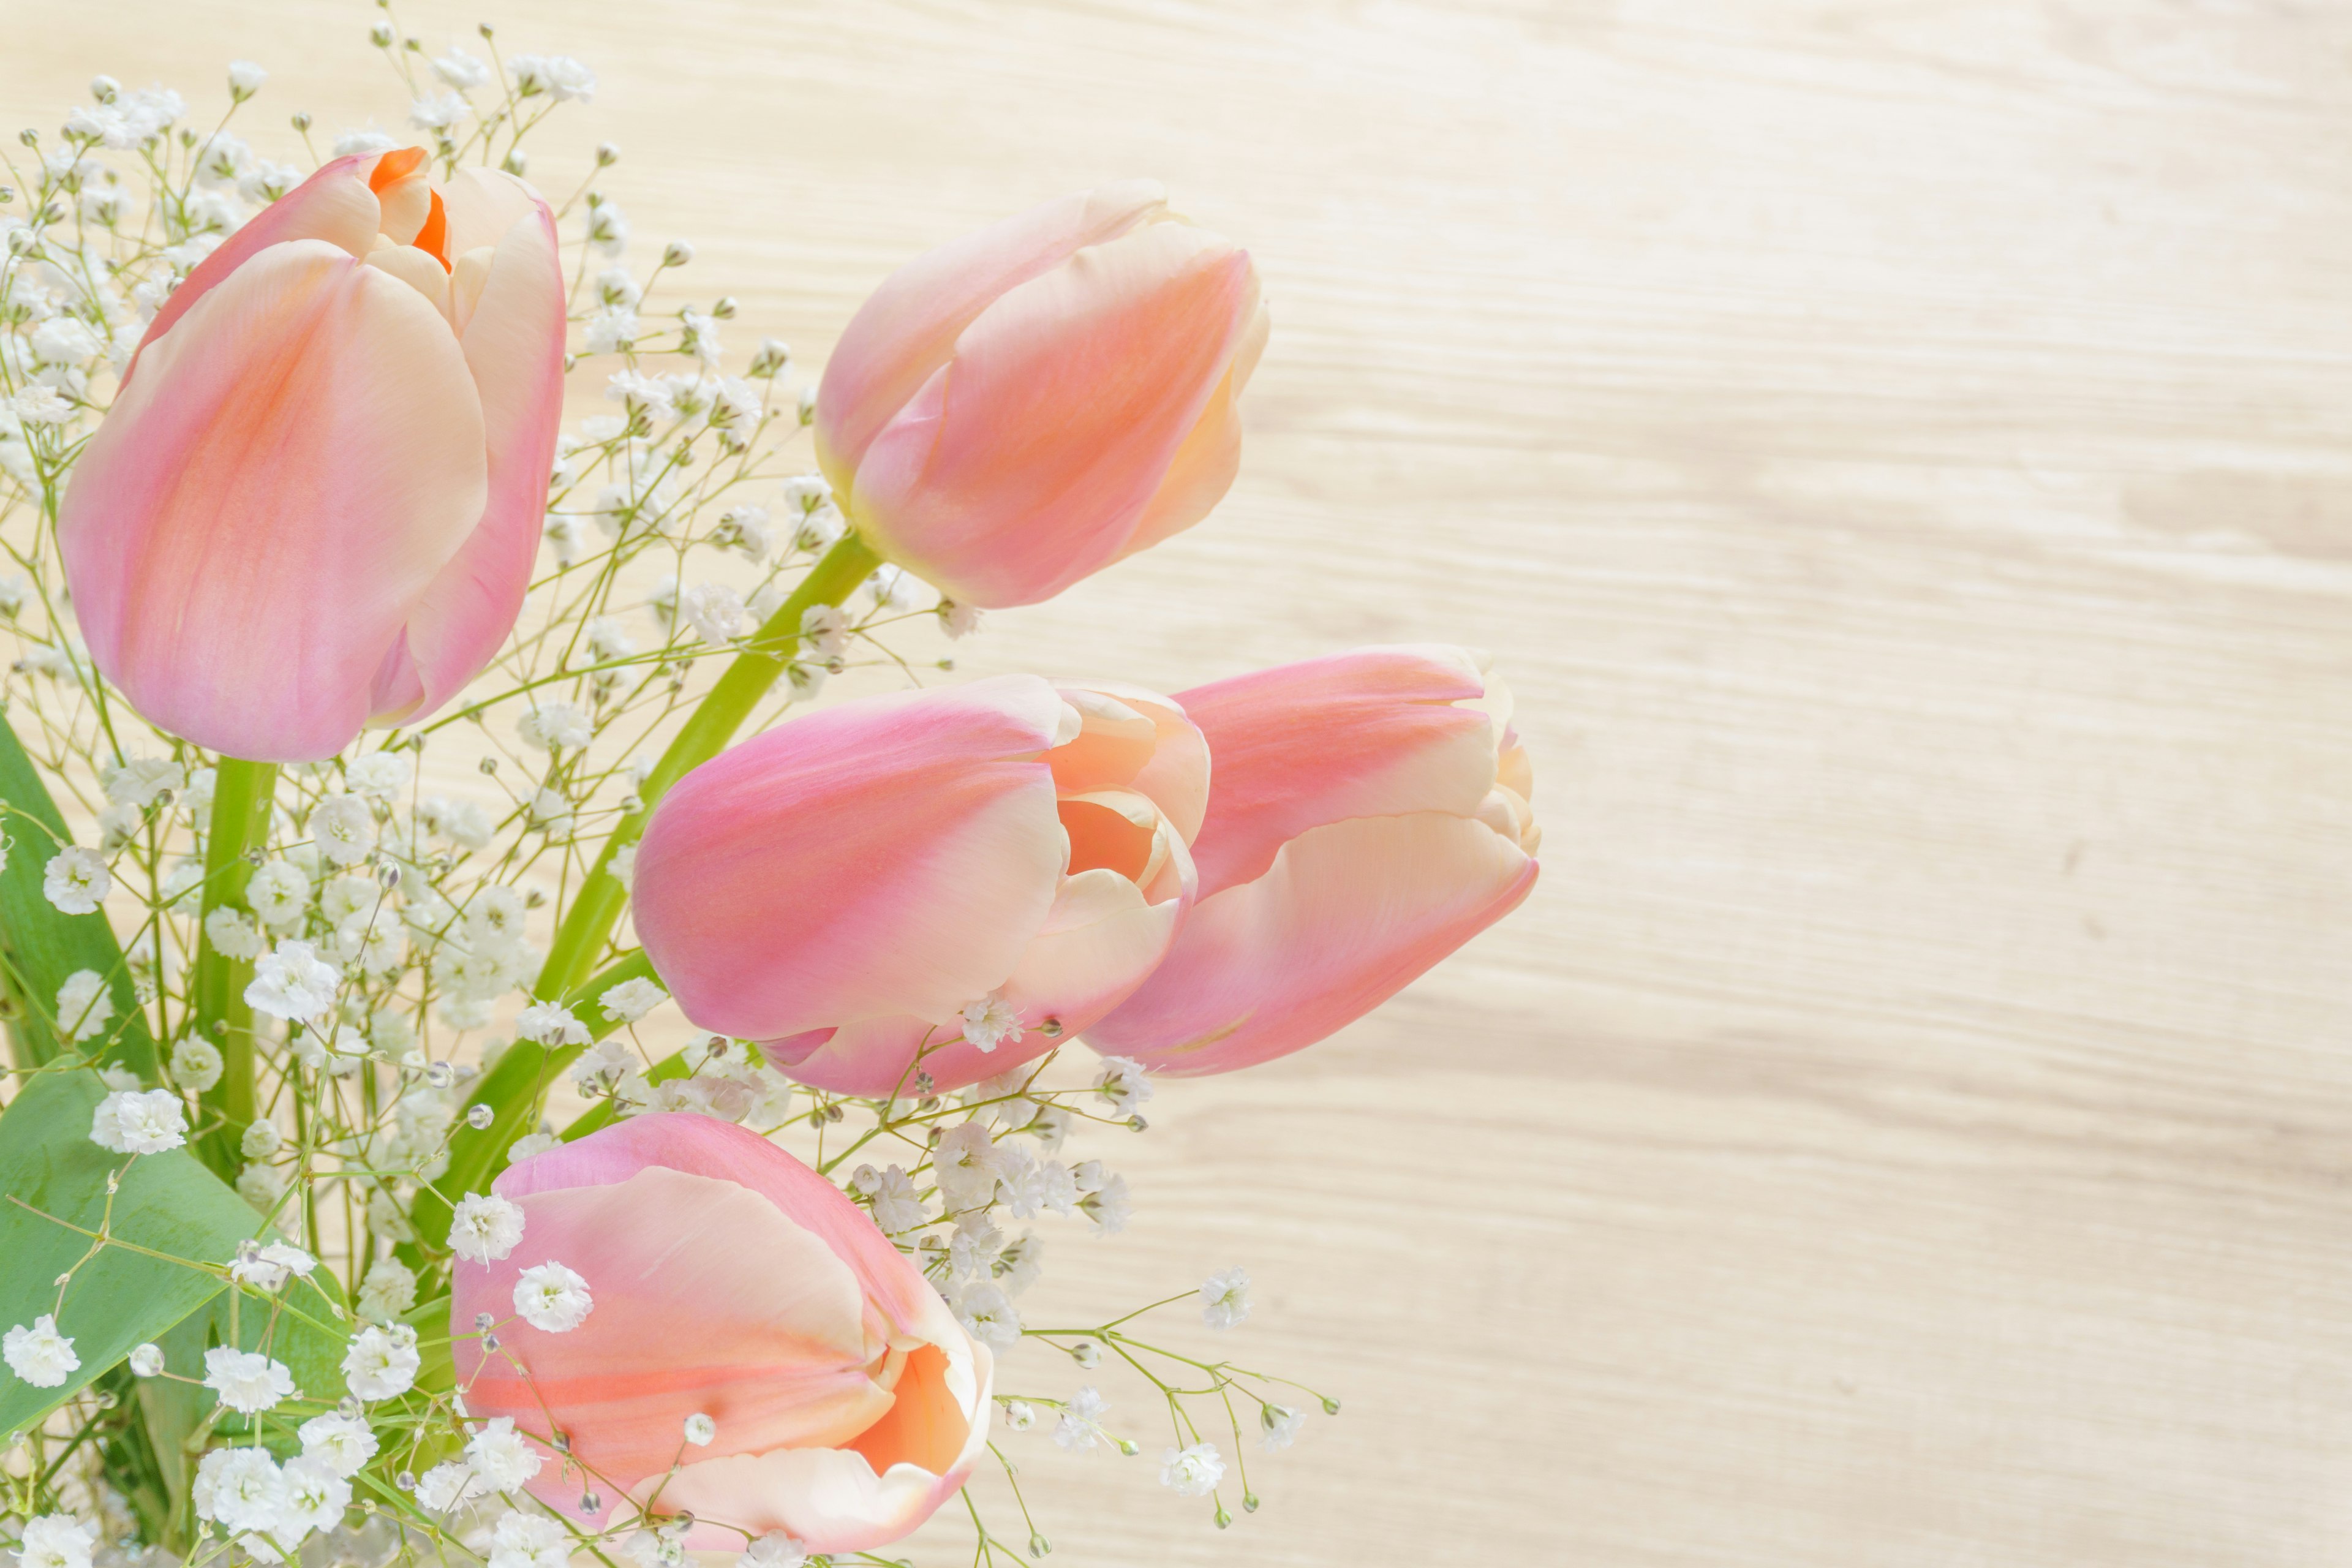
[0, 23, 1316, 1568]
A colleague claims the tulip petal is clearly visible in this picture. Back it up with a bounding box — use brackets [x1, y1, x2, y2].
[1084, 811, 1537, 1075]
[129, 154, 382, 375]
[816, 181, 1167, 483]
[849, 221, 1261, 608]
[497, 1116, 961, 1349]
[1121, 295, 1268, 560]
[653, 1335, 991, 1556]
[636, 677, 1070, 1041]
[454, 1166, 894, 1493]
[1177, 644, 1502, 898]
[1048, 679, 1208, 842]
[772, 865, 1185, 1095]
[60, 239, 486, 761]
[436, 167, 543, 257]
[371, 196, 565, 726]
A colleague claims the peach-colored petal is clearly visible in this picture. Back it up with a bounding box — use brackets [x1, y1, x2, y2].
[771, 863, 1186, 1095]
[1120, 295, 1268, 560]
[59, 239, 485, 761]
[848, 222, 1260, 608]
[498, 1117, 962, 1348]
[128, 154, 383, 374]
[436, 167, 543, 257]
[1177, 644, 1501, 898]
[636, 678, 1071, 1041]
[1049, 679, 1208, 843]
[370, 195, 565, 726]
[815, 181, 1167, 486]
[453, 1166, 894, 1493]
[652, 1335, 990, 1555]
[368, 146, 433, 246]
[1084, 812, 1537, 1075]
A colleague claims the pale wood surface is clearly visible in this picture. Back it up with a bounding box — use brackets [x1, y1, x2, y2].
[10, 2, 2352, 1562]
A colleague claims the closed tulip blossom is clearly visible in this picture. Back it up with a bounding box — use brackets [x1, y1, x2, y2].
[815, 181, 1267, 608]
[59, 146, 565, 761]
[633, 675, 1205, 1095]
[451, 1115, 990, 1555]
[1085, 645, 1539, 1075]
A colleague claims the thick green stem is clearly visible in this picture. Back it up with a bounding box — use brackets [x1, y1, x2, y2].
[532, 532, 882, 1001]
[405, 948, 658, 1256]
[192, 757, 277, 1176]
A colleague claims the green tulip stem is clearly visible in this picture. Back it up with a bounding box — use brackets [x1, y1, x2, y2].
[531, 531, 883, 1003]
[190, 756, 278, 1177]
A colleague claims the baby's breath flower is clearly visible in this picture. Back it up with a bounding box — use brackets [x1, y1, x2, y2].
[2, 1314, 79, 1387]
[1052, 1386, 1109, 1452]
[55, 968, 112, 1041]
[168, 1036, 223, 1091]
[299, 1411, 378, 1477]
[466, 1415, 543, 1491]
[42, 846, 110, 913]
[450, 1191, 526, 1262]
[513, 1262, 593, 1331]
[11, 1516, 96, 1568]
[1199, 1265, 1251, 1330]
[341, 1322, 421, 1401]
[1159, 1442, 1224, 1497]
[246, 937, 339, 1020]
[89, 1087, 185, 1155]
[202, 1345, 295, 1413]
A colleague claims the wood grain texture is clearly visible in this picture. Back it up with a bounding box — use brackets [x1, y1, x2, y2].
[9, 1, 2352, 1561]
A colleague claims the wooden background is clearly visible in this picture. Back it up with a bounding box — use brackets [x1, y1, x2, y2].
[10, 1, 2352, 1562]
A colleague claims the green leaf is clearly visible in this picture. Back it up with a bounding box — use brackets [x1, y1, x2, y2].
[0, 710, 159, 1077]
[0, 1070, 344, 1439]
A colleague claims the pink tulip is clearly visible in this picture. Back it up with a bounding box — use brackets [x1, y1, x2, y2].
[451, 1115, 990, 1555]
[59, 146, 565, 761]
[1084, 645, 1539, 1075]
[815, 182, 1267, 609]
[633, 675, 1205, 1095]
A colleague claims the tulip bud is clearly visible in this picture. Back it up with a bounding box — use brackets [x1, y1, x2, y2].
[811, 181, 1266, 609]
[634, 676, 1207, 1096]
[1086, 646, 1539, 1076]
[58, 148, 567, 761]
[453, 1115, 993, 1556]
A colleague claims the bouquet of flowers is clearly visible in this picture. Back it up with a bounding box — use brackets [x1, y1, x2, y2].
[0, 19, 1539, 1568]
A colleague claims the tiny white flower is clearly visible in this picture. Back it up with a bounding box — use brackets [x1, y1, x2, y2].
[938, 599, 982, 639]
[227, 1239, 317, 1291]
[507, 1132, 558, 1163]
[43, 846, 110, 914]
[194, 1446, 284, 1532]
[246, 859, 313, 932]
[202, 1345, 295, 1413]
[683, 1411, 717, 1446]
[1095, 1055, 1155, 1115]
[128, 1341, 166, 1377]
[413, 1458, 478, 1513]
[101, 756, 184, 808]
[331, 128, 397, 157]
[516, 701, 594, 752]
[227, 60, 268, 94]
[203, 905, 266, 960]
[10, 386, 75, 426]
[597, 976, 666, 1023]
[341, 1322, 421, 1400]
[246, 938, 340, 1020]
[514, 1262, 592, 1332]
[1159, 1442, 1224, 1497]
[1052, 1385, 1109, 1452]
[864, 1163, 929, 1235]
[311, 794, 377, 867]
[627, 1530, 684, 1568]
[356, 1257, 418, 1323]
[432, 45, 492, 89]
[235, 1160, 288, 1213]
[55, 968, 113, 1042]
[608, 843, 638, 892]
[957, 995, 1022, 1053]
[169, 1036, 224, 1091]
[1259, 1401, 1305, 1450]
[275, 1453, 350, 1540]
[10, 1515, 96, 1568]
[797, 601, 850, 660]
[298, 1411, 378, 1477]
[489, 1510, 570, 1568]
[570, 1037, 637, 1095]
[1077, 1169, 1132, 1235]
[409, 91, 467, 131]
[1001, 1399, 1036, 1431]
[956, 1283, 1023, 1350]
[465, 1415, 543, 1491]
[509, 53, 597, 102]
[449, 1192, 526, 1263]
[514, 1002, 590, 1047]
[346, 751, 413, 799]
[2, 1314, 80, 1387]
[583, 304, 638, 355]
[682, 581, 745, 644]
[1199, 1265, 1251, 1330]
[89, 1088, 186, 1155]
[866, 564, 916, 609]
[739, 1534, 807, 1568]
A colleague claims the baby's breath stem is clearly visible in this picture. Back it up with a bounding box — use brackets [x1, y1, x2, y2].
[531, 531, 881, 1000]
[190, 756, 277, 1175]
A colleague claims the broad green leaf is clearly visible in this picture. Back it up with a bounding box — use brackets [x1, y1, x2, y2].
[0, 710, 159, 1077]
[0, 1071, 345, 1438]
